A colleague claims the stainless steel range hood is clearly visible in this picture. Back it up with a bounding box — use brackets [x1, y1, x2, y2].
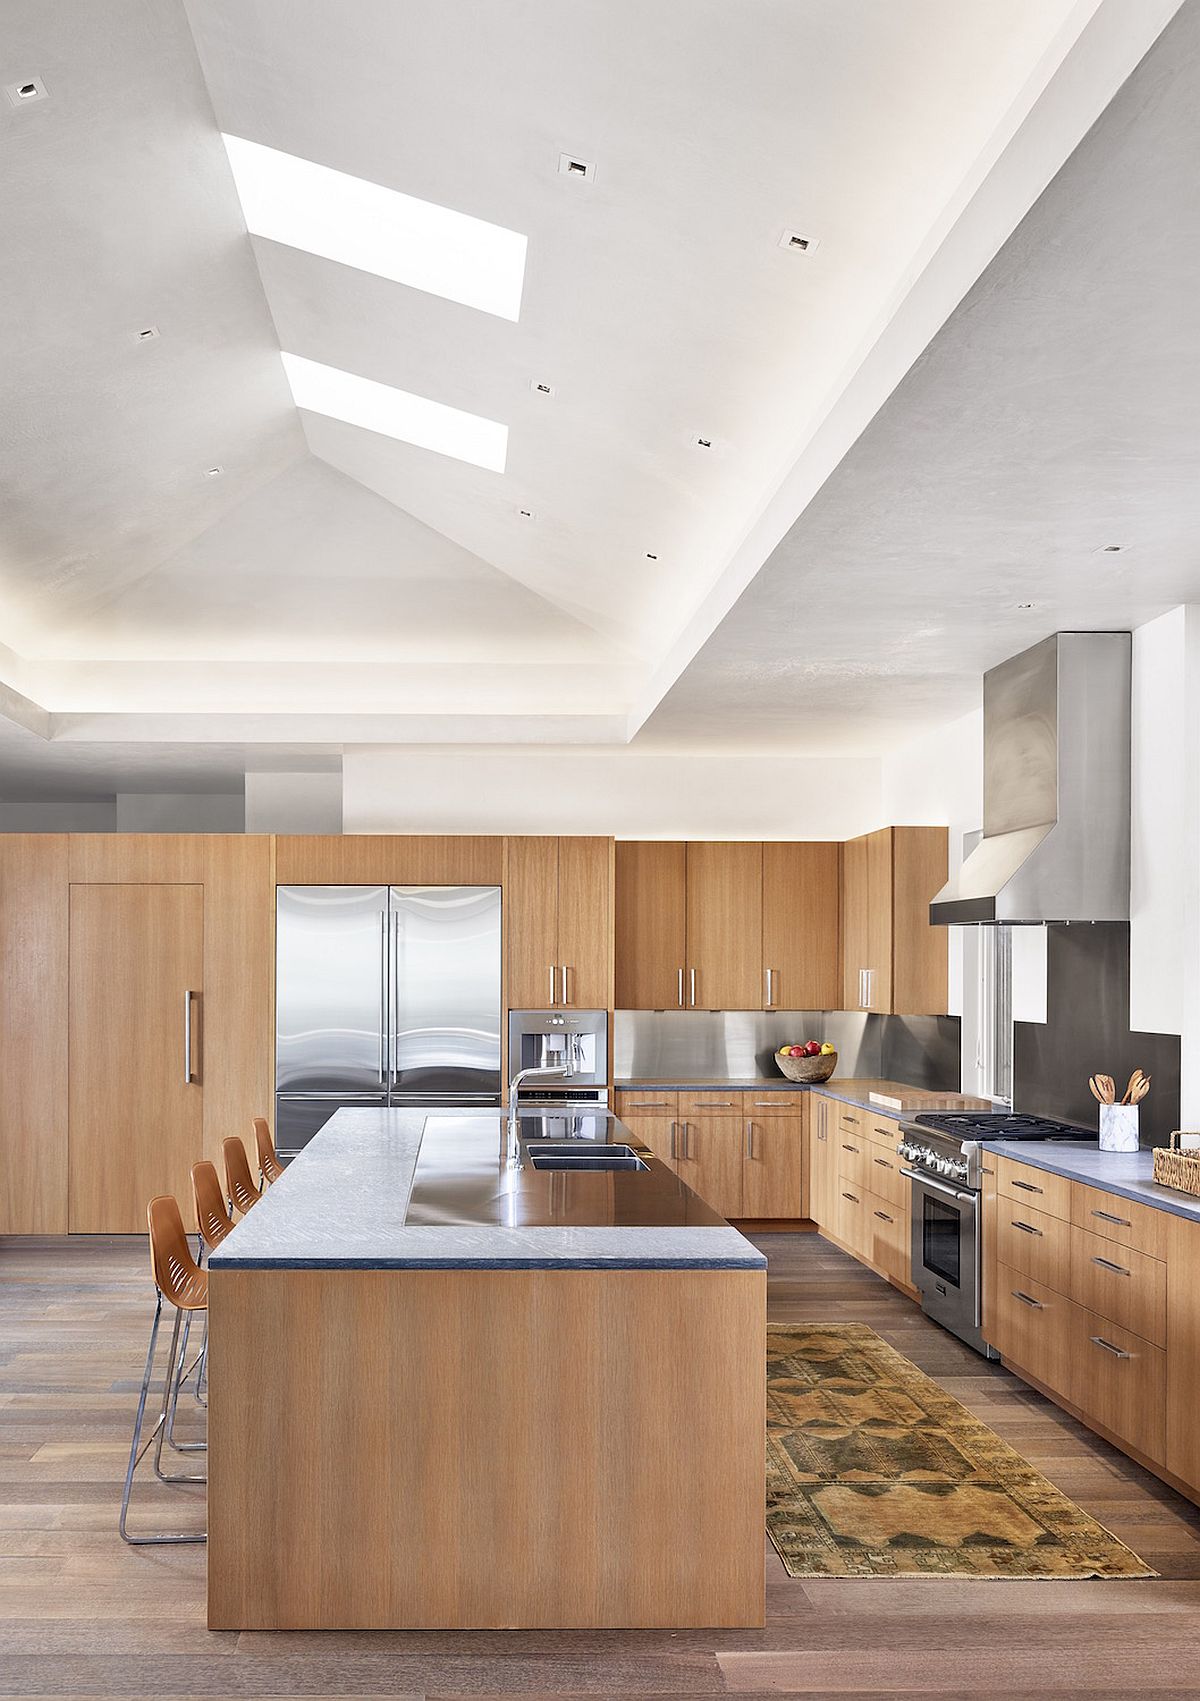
[930, 631, 1130, 926]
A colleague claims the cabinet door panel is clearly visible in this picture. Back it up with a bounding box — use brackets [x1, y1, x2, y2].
[557, 836, 613, 1010]
[1073, 1307, 1165, 1464]
[619, 1113, 681, 1177]
[69, 883, 205, 1234]
[841, 836, 869, 1008]
[761, 842, 840, 1011]
[685, 842, 762, 1011]
[678, 1116, 743, 1217]
[742, 1115, 803, 1218]
[891, 827, 948, 1015]
[505, 836, 560, 1008]
[809, 1096, 836, 1228]
[865, 828, 893, 1012]
[614, 842, 686, 1010]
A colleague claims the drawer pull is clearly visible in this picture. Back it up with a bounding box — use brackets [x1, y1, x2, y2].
[1011, 1179, 1044, 1194]
[1011, 1289, 1043, 1310]
[633, 1101, 671, 1109]
[699, 1101, 733, 1108]
[841, 1191, 859, 1204]
[842, 1142, 860, 1154]
[873, 1156, 894, 1170]
[842, 1113, 860, 1125]
[1011, 1220, 1042, 1237]
[873, 1209, 894, 1223]
[1090, 1334, 1131, 1360]
[1091, 1255, 1131, 1277]
[753, 1101, 786, 1107]
[1092, 1208, 1132, 1227]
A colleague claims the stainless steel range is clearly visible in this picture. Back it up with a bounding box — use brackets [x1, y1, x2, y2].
[899, 1111, 1093, 1358]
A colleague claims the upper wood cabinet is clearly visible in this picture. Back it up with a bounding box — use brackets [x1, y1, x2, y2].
[614, 842, 686, 1009]
[842, 826, 948, 1015]
[762, 841, 841, 1011]
[686, 842, 762, 1011]
[505, 836, 613, 1010]
[615, 839, 840, 1011]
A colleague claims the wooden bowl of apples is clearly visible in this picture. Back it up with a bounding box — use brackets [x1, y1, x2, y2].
[776, 1042, 838, 1083]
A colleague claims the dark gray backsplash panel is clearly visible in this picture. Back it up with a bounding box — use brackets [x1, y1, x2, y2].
[1013, 923, 1180, 1145]
[614, 1010, 961, 1089]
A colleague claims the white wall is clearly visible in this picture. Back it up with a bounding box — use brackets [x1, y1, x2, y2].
[1130, 608, 1187, 1035]
[114, 791, 245, 832]
[880, 706, 983, 1020]
[0, 796, 117, 831]
[245, 770, 342, 834]
[343, 746, 882, 839]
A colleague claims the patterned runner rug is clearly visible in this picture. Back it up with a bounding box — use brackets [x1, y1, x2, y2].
[767, 1322, 1153, 1579]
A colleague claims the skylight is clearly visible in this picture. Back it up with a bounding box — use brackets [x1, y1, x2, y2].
[223, 135, 526, 321]
[282, 353, 508, 472]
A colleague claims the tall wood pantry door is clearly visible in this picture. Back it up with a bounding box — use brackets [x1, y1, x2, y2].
[68, 884, 205, 1233]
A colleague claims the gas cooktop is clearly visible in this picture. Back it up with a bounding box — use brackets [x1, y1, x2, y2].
[910, 1111, 1093, 1142]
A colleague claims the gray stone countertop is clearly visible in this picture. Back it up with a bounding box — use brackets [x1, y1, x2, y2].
[208, 1106, 766, 1271]
[985, 1138, 1200, 1223]
[614, 1076, 990, 1119]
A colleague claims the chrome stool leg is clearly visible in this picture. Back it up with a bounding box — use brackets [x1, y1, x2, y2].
[165, 1309, 207, 1451]
[153, 1307, 207, 1485]
[118, 1295, 206, 1546]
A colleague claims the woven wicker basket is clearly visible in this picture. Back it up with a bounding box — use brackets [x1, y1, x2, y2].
[775, 1049, 837, 1084]
[1152, 1131, 1200, 1198]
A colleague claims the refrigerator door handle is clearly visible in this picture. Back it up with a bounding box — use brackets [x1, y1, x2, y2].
[378, 910, 388, 1086]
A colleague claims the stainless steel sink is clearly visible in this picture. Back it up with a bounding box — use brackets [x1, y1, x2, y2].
[528, 1143, 648, 1172]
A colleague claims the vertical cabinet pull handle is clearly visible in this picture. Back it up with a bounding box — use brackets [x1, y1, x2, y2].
[670, 1120, 679, 1160]
[684, 1121, 693, 1159]
[765, 967, 773, 1006]
[183, 990, 195, 1085]
[549, 964, 557, 1005]
[561, 964, 570, 1005]
[689, 968, 697, 1007]
[677, 967, 684, 1008]
[745, 1121, 756, 1160]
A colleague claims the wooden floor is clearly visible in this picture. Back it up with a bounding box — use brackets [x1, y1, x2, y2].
[4, 1233, 1200, 1699]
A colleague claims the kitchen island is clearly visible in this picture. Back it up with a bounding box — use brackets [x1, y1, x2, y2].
[207, 1107, 766, 1631]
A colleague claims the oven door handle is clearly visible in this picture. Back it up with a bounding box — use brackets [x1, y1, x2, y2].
[900, 1168, 977, 1206]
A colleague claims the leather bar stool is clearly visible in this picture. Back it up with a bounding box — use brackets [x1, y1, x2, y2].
[118, 1195, 207, 1545]
[223, 1135, 262, 1216]
[252, 1116, 285, 1186]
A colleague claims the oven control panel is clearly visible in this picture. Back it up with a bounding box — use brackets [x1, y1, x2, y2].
[899, 1139, 971, 1184]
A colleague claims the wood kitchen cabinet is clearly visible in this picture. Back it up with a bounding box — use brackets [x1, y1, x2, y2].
[761, 841, 841, 1011]
[505, 836, 613, 1010]
[685, 842, 762, 1011]
[807, 1093, 837, 1229]
[68, 883, 205, 1233]
[614, 842, 686, 1009]
[742, 1112, 804, 1219]
[841, 826, 948, 1014]
[616, 1089, 805, 1219]
[673, 1110, 745, 1218]
[66, 835, 274, 1235]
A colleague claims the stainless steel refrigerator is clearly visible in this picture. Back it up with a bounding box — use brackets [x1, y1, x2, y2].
[275, 884, 502, 1156]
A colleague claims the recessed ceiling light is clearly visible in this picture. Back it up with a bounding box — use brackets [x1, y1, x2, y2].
[281, 351, 508, 472]
[222, 135, 527, 321]
[645, 552, 658, 561]
[5, 76, 48, 107]
[1016, 602, 1036, 610]
[136, 325, 160, 342]
[558, 153, 596, 182]
[530, 380, 556, 397]
[517, 506, 536, 520]
[1098, 544, 1123, 553]
[779, 229, 819, 254]
[204, 465, 225, 478]
[691, 432, 723, 453]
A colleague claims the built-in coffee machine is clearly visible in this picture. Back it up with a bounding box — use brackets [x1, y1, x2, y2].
[507, 1008, 609, 1105]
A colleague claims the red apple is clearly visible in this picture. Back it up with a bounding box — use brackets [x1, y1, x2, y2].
[804, 1040, 821, 1056]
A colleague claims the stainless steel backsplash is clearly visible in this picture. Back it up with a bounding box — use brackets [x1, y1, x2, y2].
[614, 1010, 961, 1088]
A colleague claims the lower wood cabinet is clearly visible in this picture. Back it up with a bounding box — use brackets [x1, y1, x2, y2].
[614, 1091, 806, 1220]
[993, 1266, 1074, 1393]
[808, 1093, 837, 1229]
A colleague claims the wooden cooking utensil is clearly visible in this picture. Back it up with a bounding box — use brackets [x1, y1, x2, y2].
[1089, 1076, 1105, 1105]
[1121, 1069, 1145, 1105]
[1131, 1074, 1151, 1105]
[1097, 1074, 1116, 1104]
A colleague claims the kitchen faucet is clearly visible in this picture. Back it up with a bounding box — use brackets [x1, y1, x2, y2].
[506, 1063, 571, 1164]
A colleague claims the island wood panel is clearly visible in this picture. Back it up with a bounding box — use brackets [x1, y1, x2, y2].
[0, 835, 68, 1232]
[68, 882, 205, 1233]
[556, 835, 613, 1009]
[208, 1266, 766, 1630]
[504, 835, 560, 1009]
[761, 840, 841, 1011]
[891, 825, 949, 1015]
[685, 840, 763, 1010]
[273, 833, 503, 886]
[613, 840, 686, 1009]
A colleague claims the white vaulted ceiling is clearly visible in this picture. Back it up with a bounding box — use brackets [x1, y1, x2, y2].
[0, 0, 1190, 786]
